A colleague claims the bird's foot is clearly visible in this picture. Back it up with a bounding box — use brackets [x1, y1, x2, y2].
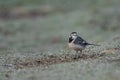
[73, 54, 83, 59]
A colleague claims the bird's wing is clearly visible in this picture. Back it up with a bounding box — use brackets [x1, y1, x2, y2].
[73, 36, 87, 45]
[74, 36, 100, 46]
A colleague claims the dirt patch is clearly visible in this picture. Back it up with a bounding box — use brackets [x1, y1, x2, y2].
[100, 48, 119, 54]
[13, 48, 120, 69]
[13, 53, 103, 69]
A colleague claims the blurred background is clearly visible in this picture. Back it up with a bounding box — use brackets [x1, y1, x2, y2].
[0, 0, 120, 55]
[0, 0, 120, 80]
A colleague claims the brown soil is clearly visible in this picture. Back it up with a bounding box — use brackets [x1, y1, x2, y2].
[14, 53, 103, 69]
[13, 48, 120, 69]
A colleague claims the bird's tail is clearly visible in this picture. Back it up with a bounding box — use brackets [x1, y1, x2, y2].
[87, 43, 100, 46]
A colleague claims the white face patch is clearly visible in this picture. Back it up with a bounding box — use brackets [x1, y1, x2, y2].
[72, 35, 77, 39]
[71, 33, 77, 39]
[71, 33, 77, 36]
[73, 33, 77, 36]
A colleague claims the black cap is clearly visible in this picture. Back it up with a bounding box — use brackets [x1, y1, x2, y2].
[71, 32, 77, 34]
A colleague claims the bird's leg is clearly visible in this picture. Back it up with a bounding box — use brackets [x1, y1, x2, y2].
[79, 50, 82, 54]
[79, 50, 83, 57]
[76, 50, 78, 54]
[75, 50, 81, 59]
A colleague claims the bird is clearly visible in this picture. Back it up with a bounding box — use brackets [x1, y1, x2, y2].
[68, 32, 100, 54]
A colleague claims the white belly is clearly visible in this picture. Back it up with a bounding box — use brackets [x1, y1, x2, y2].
[68, 43, 85, 51]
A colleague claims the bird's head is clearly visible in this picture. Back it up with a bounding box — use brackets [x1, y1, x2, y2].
[70, 32, 78, 39]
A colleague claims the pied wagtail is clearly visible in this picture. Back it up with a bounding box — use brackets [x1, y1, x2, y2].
[68, 32, 100, 54]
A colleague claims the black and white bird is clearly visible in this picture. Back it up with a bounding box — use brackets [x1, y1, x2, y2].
[68, 32, 100, 54]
